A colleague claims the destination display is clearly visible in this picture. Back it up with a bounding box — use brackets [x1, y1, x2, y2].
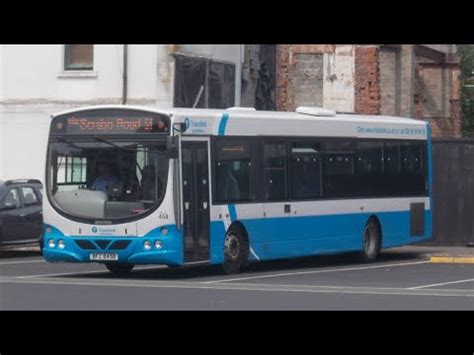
[52, 110, 169, 135]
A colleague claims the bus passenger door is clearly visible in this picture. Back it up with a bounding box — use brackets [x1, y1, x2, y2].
[181, 141, 210, 262]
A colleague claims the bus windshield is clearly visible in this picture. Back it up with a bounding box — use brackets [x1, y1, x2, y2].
[47, 140, 169, 221]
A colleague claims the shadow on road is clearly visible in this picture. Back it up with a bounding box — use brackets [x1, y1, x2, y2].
[57, 249, 426, 281]
[0, 249, 41, 259]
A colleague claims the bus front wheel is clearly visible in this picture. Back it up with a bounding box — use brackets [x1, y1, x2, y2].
[359, 219, 381, 263]
[223, 227, 248, 274]
[105, 263, 135, 275]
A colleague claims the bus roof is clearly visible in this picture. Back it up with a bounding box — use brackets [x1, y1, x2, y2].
[51, 105, 423, 123]
[51, 105, 429, 140]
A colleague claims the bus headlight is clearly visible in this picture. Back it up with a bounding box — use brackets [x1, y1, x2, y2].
[48, 239, 56, 248]
[155, 241, 163, 250]
[144, 240, 152, 251]
[58, 240, 65, 249]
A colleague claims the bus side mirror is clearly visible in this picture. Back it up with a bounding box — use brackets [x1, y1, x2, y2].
[167, 136, 179, 159]
[173, 122, 187, 133]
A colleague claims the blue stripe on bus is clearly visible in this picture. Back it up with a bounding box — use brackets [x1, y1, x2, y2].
[209, 209, 432, 264]
[218, 112, 229, 136]
[44, 210, 433, 267]
[228, 204, 237, 222]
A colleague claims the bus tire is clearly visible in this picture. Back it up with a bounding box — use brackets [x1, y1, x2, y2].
[359, 219, 381, 263]
[105, 262, 134, 275]
[223, 226, 248, 274]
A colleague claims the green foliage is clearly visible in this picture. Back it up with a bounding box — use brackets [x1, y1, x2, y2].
[458, 45, 474, 137]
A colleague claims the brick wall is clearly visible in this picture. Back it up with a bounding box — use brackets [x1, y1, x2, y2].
[354, 46, 381, 115]
[276, 45, 335, 111]
[276, 45, 291, 111]
[414, 59, 462, 137]
[275, 45, 462, 138]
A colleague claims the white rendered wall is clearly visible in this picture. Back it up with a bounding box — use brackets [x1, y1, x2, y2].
[0, 44, 242, 181]
[323, 45, 355, 113]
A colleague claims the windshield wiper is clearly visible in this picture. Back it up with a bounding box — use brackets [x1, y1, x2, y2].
[93, 136, 138, 152]
[56, 137, 81, 149]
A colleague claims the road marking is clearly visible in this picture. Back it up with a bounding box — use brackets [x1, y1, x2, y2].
[15, 265, 167, 278]
[0, 276, 472, 298]
[204, 260, 430, 284]
[430, 256, 474, 264]
[408, 278, 474, 290]
[0, 259, 45, 266]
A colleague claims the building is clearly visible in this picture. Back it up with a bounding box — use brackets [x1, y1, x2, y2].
[0, 44, 276, 181]
[276, 45, 462, 137]
[0, 44, 461, 182]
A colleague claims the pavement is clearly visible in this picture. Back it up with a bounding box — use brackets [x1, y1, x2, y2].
[385, 244, 474, 263]
[0, 244, 473, 310]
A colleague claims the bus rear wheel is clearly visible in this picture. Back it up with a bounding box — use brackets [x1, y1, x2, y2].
[223, 227, 248, 274]
[359, 219, 381, 263]
[105, 263, 135, 275]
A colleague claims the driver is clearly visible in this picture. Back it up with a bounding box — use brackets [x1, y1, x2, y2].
[91, 162, 120, 194]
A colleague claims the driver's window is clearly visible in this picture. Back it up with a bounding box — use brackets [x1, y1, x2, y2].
[3, 188, 21, 209]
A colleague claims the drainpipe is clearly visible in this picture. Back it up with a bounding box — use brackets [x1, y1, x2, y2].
[234, 45, 242, 107]
[122, 44, 128, 105]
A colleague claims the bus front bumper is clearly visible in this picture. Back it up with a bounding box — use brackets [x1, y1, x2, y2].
[42, 225, 183, 266]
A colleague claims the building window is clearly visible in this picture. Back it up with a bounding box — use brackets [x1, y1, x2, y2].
[64, 45, 94, 70]
[174, 55, 235, 109]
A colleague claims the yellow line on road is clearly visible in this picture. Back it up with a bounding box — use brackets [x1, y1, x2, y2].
[430, 256, 474, 264]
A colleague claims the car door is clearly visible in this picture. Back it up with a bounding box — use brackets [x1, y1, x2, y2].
[0, 187, 24, 243]
[18, 186, 43, 241]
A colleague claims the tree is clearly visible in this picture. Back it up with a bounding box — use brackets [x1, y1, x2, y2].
[458, 45, 474, 137]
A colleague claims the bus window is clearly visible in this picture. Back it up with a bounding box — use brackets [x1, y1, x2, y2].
[49, 141, 169, 220]
[290, 143, 322, 200]
[215, 140, 252, 203]
[56, 156, 88, 191]
[400, 142, 426, 195]
[264, 142, 288, 201]
[322, 140, 355, 198]
[355, 141, 383, 196]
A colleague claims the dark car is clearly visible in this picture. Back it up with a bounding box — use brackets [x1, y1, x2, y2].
[0, 179, 43, 251]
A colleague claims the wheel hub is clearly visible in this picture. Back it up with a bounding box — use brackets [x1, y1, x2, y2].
[224, 233, 240, 261]
[364, 226, 375, 255]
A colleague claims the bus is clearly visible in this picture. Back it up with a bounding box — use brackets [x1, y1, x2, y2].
[42, 105, 432, 274]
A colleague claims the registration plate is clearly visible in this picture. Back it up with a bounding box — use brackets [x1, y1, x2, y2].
[90, 253, 118, 261]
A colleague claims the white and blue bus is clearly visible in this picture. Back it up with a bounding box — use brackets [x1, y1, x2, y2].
[42, 105, 432, 274]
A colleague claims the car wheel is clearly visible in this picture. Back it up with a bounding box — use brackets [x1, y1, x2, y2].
[359, 219, 381, 263]
[222, 226, 248, 274]
[105, 263, 134, 275]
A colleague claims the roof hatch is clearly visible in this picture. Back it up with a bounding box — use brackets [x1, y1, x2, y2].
[226, 107, 257, 111]
[296, 106, 336, 117]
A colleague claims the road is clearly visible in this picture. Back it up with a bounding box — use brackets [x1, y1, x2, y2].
[0, 249, 473, 310]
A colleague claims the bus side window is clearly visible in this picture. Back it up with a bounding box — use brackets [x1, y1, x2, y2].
[322, 141, 355, 198]
[290, 143, 321, 200]
[215, 140, 252, 203]
[400, 142, 426, 195]
[355, 141, 383, 196]
[264, 142, 288, 201]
